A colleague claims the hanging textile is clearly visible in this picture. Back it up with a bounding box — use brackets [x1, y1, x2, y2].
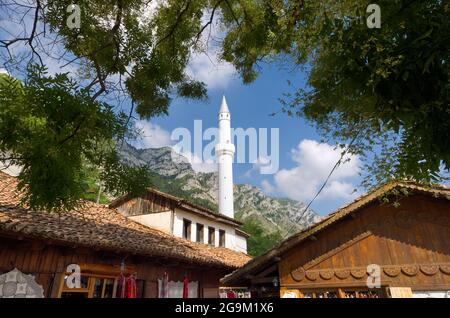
[188, 281, 199, 298]
[157, 272, 169, 298]
[126, 275, 137, 298]
[168, 281, 183, 298]
[227, 291, 236, 298]
[219, 292, 228, 298]
[157, 280, 199, 298]
[182, 276, 189, 298]
[115, 272, 126, 298]
[163, 272, 169, 298]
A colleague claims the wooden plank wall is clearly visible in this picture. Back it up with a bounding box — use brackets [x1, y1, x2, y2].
[0, 236, 227, 298]
[279, 194, 450, 291]
[115, 192, 174, 217]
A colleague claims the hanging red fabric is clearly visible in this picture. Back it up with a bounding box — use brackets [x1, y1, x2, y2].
[182, 276, 189, 298]
[126, 275, 137, 298]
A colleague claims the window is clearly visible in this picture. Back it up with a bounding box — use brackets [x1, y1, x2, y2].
[59, 275, 90, 298]
[59, 274, 116, 298]
[219, 229, 226, 247]
[208, 227, 215, 246]
[135, 279, 146, 298]
[183, 219, 191, 240]
[196, 223, 204, 243]
[92, 277, 115, 298]
[57, 263, 144, 298]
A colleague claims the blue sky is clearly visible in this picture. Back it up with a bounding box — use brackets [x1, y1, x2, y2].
[134, 61, 363, 216]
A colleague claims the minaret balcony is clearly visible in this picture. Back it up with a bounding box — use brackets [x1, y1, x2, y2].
[215, 143, 235, 156]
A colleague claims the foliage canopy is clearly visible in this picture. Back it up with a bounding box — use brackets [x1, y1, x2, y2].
[0, 0, 448, 210]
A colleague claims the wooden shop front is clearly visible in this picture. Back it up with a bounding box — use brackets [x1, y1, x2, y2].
[0, 172, 250, 298]
[222, 181, 450, 298]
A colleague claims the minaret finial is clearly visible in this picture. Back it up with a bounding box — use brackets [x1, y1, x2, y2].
[220, 95, 229, 113]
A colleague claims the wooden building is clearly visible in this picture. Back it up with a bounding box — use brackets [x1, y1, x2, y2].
[221, 181, 450, 298]
[0, 172, 250, 298]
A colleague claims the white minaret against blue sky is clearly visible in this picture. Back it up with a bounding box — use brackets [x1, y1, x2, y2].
[215, 96, 235, 219]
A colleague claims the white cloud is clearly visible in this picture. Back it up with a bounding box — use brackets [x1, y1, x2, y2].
[134, 120, 174, 149]
[182, 151, 218, 173]
[261, 179, 276, 193]
[262, 139, 361, 203]
[186, 10, 236, 90]
[244, 156, 272, 178]
[134, 121, 217, 173]
[323, 180, 357, 200]
[187, 52, 236, 90]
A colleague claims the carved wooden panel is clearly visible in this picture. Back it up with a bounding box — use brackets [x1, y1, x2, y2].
[420, 265, 439, 276]
[401, 265, 418, 277]
[290, 266, 305, 282]
[305, 271, 318, 281]
[383, 266, 400, 277]
[335, 269, 350, 280]
[350, 268, 366, 279]
[440, 265, 450, 275]
[319, 270, 333, 280]
[287, 263, 450, 287]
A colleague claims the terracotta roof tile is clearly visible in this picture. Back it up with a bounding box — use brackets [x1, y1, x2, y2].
[0, 172, 251, 269]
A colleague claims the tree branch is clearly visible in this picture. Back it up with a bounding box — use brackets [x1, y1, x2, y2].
[194, 0, 224, 46]
[156, 0, 192, 47]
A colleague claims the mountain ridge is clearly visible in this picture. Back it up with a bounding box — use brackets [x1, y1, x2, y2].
[117, 142, 321, 237]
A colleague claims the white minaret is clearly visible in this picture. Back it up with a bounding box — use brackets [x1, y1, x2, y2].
[215, 96, 235, 219]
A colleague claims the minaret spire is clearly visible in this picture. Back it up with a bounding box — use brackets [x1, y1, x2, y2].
[215, 96, 235, 219]
[220, 95, 229, 113]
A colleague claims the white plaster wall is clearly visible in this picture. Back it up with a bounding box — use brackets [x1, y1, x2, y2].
[129, 211, 172, 233]
[234, 233, 248, 254]
[173, 208, 245, 252]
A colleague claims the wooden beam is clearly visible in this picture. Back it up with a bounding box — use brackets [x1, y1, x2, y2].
[255, 264, 278, 278]
[251, 276, 277, 284]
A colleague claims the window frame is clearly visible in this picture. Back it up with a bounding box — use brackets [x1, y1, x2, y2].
[182, 218, 192, 240]
[219, 229, 226, 247]
[58, 272, 118, 298]
[196, 223, 204, 243]
[208, 226, 215, 246]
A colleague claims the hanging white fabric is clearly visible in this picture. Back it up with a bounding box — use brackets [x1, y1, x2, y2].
[158, 280, 198, 298]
